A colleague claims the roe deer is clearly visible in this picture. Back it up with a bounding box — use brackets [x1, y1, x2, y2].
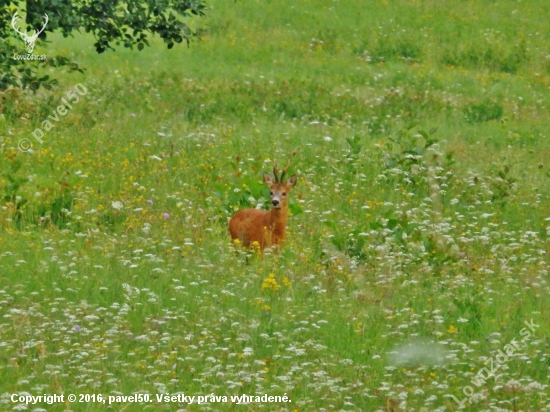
[229, 162, 297, 251]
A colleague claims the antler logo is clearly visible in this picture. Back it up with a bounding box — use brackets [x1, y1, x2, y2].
[11, 12, 49, 54]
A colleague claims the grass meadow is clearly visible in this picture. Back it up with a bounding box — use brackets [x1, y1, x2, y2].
[1, 0, 550, 410]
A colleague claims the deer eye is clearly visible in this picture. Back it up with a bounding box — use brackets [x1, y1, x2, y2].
[282, 192, 287, 196]
[270, 191, 273, 195]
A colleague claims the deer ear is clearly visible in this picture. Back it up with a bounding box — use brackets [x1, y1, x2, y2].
[287, 175, 297, 188]
[263, 173, 275, 186]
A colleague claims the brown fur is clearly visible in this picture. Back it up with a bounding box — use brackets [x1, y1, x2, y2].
[229, 173, 297, 251]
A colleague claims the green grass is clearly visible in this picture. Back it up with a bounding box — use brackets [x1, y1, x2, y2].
[1, 0, 549, 411]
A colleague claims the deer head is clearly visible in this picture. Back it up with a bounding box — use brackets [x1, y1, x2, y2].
[11, 12, 49, 54]
[263, 160, 297, 210]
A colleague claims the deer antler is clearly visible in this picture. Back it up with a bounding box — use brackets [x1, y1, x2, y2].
[273, 163, 279, 183]
[11, 12, 26, 37]
[11, 12, 48, 41]
[34, 14, 49, 39]
[272, 160, 291, 183]
[279, 159, 291, 182]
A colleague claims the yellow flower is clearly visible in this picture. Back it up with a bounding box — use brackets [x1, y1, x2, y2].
[448, 325, 458, 333]
[251, 240, 261, 252]
[262, 273, 280, 291]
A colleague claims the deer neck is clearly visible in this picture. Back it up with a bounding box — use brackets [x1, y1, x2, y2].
[269, 207, 288, 234]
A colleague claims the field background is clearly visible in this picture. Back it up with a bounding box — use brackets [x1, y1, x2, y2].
[1, 0, 549, 410]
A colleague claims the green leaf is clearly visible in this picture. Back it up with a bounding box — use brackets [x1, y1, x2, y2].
[417, 129, 428, 139]
[5, 173, 16, 183]
[289, 203, 303, 216]
[406, 121, 419, 130]
[369, 221, 382, 230]
[324, 220, 336, 230]
[386, 219, 399, 229]
[425, 138, 439, 148]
